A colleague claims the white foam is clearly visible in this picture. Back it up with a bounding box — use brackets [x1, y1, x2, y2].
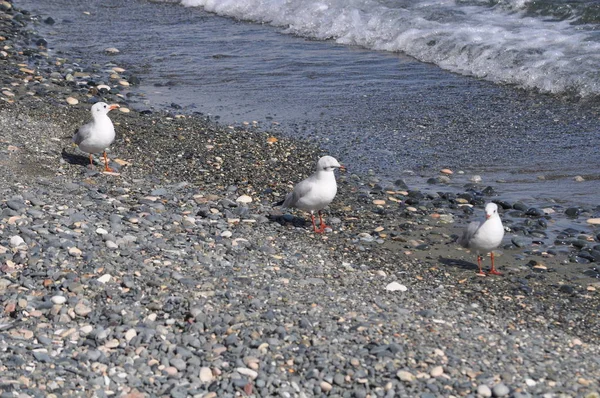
[178, 0, 600, 97]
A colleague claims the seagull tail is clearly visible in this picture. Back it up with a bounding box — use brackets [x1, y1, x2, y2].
[273, 199, 285, 207]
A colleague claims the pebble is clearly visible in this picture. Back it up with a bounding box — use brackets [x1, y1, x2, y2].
[105, 47, 120, 54]
[236, 194, 253, 203]
[97, 274, 112, 284]
[587, 218, 600, 225]
[9, 235, 25, 247]
[385, 282, 408, 292]
[492, 382, 510, 397]
[430, 366, 444, 377]
[66, 97, 79, 105]
[50, 296, 67, 305]
[199, 367, 213, 383]
[440, 168, 453, 174]
[477, 385, 492, 397]
[320, 381, 333, 392]
[68, 247, 82, 257]
[397, 370, 415, 382]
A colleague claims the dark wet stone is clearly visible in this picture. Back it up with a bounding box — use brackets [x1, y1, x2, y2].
[44, 17, 56, 25]
[482, 186, 496, 196]
[525, 208, 544, 217]
[511, 237, 527, 248]
[565, 207, 580, 217]
[494, 200, 512, 210]
[558, 285, 575, 294]
[394, 179, 408, 190]
[513, 202, 528, 212]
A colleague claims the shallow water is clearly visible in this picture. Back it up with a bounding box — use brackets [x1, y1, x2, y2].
[16, 0, 600, 210]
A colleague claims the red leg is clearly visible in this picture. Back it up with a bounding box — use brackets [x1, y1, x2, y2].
[311, 213, 319, 233]
[476, 255, 486, 276]
[317, 210, 331, 233]
[103, 151, 115, 172]
[489, 252, 502, 275]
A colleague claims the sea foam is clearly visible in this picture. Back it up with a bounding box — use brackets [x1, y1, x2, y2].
[178, 0, 600, 97]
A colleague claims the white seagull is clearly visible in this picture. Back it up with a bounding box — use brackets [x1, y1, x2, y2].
[279, 155, 343, 233]
[73, 102, 119, 172]
[458, 202, 505, 276]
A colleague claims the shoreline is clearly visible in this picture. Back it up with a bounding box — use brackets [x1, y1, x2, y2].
[2, 2, 600, 397]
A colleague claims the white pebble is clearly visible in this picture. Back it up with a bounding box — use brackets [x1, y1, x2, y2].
[106, 241, 119, 249]
[96, 228, 109, 235]
[587, 218, 600, 225]
[574, 175, 585, 182]
[51, 296, 67, 305]
[477, 385, 492, 397]
[236, 367, 258, 379]
[66, 96, 79, 105]
[430, 366, 444, 377]
[221, 230, 233, 238]
[105, 47, 120, 54]
[97, 274, 112, 284]
[9, 235, 25, 248]
[386, 282, 408, 292]
[199, 367, 213, 383]
[236, 195, 253, 204]
[470, 175, 482, 183]
[80, 325, 93, 335]
[124, 328, 137, 342]
[68, 247, 82, 257]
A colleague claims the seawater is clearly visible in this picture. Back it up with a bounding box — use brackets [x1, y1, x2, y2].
[15, 0, 600, 208]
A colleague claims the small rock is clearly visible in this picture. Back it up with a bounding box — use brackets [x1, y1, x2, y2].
[124, 328, 137, 342]
[10, 235, 25, 248]
[574, 175, 585, 182]
[587, 218, 600, 225]
[199, 367, 213, 383]
[320, 381, 333, 392]
[68, 247, 82, 257]
[97, 274, 112, 284]
[440, 168, 453, 175]
[430, 366, 444, 377]
[236, 195, 253, 204]
[51, 296, 67, 305]
[492, 382, 510, 397]
[385, 282, 407, 292]
[66, 97, 79, 105]
[397, 370, 415, 382]
[105, 47, 120, 54]
[477, 385, 492, 397]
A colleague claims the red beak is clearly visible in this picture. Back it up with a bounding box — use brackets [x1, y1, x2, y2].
[339, 165, 347, 172]
[108, 104, 120, 111]
[486, 214, 491, 219]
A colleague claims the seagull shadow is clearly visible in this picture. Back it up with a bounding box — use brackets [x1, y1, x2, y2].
[61, 148, 91, 167]
[438, 256, 480, 272]
[268, 213, 309, 229]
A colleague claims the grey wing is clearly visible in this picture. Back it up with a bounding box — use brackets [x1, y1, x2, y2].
[281, 176, 315, 209]
[73, 123, 92, 145]
[458, 221, 481, 248]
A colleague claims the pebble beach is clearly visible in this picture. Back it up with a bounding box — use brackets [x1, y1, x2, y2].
[1, 2, 600, 397]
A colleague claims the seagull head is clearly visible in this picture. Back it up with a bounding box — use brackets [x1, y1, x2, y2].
[316, 155, 342, 172]
[485, 202, 499, 219]
[91, 102, 120, 117]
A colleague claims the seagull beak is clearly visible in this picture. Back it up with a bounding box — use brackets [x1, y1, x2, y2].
[486, 214, 491, 219]
[108, 104, 120, 111]
[339, 165, 347, 172]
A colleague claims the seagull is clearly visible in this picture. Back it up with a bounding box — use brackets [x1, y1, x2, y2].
[278, 155, 343, 233]
[458, 202, 505, 276]
[73, 102, 119, 172]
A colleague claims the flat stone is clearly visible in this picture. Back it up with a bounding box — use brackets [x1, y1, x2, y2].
[386, 282, 408, 292]
[492, 382, 510, 397]
[97, 274, 112, 284]
[236, 195, 253, 203]
[199, 367, 213, 383]
[477, 385, 492, 397]
[51, 296, 67, 305]
[397, 370, 415, 382]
